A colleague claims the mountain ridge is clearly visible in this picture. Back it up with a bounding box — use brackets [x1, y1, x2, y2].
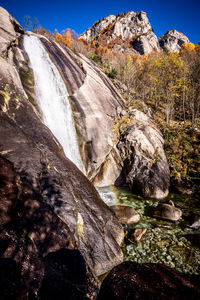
[80, 10, 190, 55]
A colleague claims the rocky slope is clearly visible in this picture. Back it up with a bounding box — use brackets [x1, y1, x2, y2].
[0, 6, 124, 297]
[81, 11, 160, 55]
[159, 29, 190, 52]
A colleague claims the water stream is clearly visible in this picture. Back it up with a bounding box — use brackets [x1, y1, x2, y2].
[24, 35, 85, 173]
[99, 186, 200, 275]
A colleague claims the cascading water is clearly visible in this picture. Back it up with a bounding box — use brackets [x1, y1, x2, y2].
[24, 35, 85, 173]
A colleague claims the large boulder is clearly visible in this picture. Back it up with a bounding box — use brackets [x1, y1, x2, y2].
[0, 6, 124, 297]
[116, 110, 170, 198]
[159, 29, 190, 52]
[94, 109, 170, 198]
[153, 201, 182, 221]
[97, 261, 200, 300]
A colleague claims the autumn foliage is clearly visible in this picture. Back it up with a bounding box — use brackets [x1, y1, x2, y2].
[55, 29, 73, 48]
[72, 38, 200, 127]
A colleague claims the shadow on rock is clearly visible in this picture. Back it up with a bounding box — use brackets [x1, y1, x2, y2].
[0, 258, 27, 299]
[39, 249, 92, 300]
[97, 261, 200, 300]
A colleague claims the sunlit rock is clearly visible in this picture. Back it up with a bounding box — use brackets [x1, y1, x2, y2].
[159, 29, 190, 52]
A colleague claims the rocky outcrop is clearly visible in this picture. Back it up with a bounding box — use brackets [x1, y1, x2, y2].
[0, 7, 124, 297]
[97, 261, 200, 300]
[159, 29, 190, 52]
[130, 29, 159, 55]
[82, 14, 116, 42]
[81, 11, 160, 55]
[82, 12, 191, 55]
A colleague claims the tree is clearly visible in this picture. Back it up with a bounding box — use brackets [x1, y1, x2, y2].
[149, 53, 185, 123]
[23, 15, 32, 31]
[32, 17, 40, 31]
[55, 29, 73, 48]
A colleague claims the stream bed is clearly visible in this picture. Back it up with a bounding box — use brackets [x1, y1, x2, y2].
[99, 186, 200, 275]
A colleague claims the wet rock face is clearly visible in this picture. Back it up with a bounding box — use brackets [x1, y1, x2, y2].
[0, 60, 124, 276]
[97, 261, 200, 300]
[81, 11, 160, 55]
[159, 29, 190, 52]
[116, 110, 170, 199]
[39, 36, 124, 180]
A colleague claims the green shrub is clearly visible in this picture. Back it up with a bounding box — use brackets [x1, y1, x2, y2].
[90, 53, 101, 63]
[106, 68, 117, 79]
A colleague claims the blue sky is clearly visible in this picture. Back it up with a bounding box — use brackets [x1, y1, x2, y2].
[1, 0, 200, 43]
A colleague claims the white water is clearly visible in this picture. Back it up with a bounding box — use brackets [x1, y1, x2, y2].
[97, 186, 116, 206]
[24, 35, 85, 173]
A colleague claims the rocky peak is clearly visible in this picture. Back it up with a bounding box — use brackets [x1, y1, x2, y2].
[81, 10, 160, 55]
[113, 11, 151, 40]
[159, 29, 190, 52]
[81, 14, 116, 41]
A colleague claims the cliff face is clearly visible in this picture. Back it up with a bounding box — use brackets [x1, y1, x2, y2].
[159, 29, 190, 52]
[81, 11, 160, 55]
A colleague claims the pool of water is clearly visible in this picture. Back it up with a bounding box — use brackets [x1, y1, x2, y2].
[98, 186, 200, 275]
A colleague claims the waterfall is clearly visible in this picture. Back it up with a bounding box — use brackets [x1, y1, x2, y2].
[24, 35, 85, 173]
